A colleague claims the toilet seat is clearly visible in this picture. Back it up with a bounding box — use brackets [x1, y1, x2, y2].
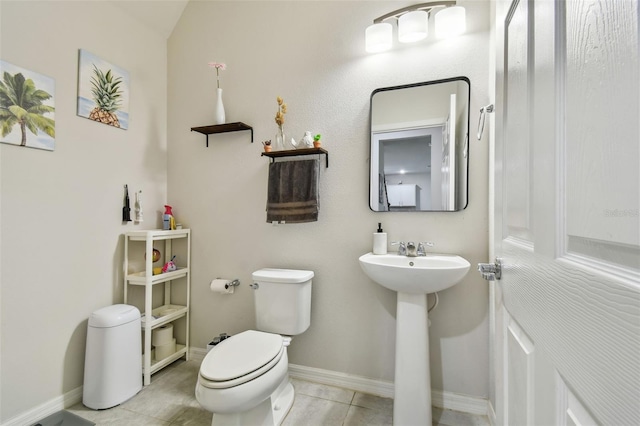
[199, 330, 284, 389]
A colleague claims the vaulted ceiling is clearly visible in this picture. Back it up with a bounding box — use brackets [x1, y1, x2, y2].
[109, 0, 190, 39]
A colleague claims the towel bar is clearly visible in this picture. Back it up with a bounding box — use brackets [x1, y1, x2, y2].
[261, 147, 329, 168]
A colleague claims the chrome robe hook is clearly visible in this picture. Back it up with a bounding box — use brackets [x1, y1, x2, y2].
[477, 104, 494, 140]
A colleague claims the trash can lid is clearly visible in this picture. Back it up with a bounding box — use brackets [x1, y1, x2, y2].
[88, 304, 140, 328]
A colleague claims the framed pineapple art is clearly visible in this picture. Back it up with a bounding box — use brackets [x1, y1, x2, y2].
[0, 60, 56, 151]
[77, 49, 129, 129]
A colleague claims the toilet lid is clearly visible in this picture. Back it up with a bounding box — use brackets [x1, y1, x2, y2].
[200, 330, 284, 383]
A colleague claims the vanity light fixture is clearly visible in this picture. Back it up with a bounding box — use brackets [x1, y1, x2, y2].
[365, 1, 466, 53]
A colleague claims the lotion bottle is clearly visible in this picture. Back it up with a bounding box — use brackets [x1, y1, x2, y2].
[163, 205, 173, 230]
[134, 190, 143, 223]
[373, 223, 387, 255]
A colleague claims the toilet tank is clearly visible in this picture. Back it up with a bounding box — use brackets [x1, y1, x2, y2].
[251, 268, 313, 335]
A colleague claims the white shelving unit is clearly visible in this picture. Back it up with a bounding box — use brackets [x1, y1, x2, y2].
[123, 229, 191, 386]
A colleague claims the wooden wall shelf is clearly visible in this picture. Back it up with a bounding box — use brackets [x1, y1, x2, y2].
[261, 147, 329, 168]
[191, 122, 253, 147]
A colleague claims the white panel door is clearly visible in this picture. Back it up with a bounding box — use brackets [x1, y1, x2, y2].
[505, 314, 535, 425]
[491, 0, 640, 425]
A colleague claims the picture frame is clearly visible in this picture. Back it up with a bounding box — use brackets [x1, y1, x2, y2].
[0, 60, 56, 151]
[77, 49, 130, 130]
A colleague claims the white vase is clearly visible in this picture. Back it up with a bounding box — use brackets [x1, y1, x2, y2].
[215, 88, 225, 124]
[275, 127, 285, 151]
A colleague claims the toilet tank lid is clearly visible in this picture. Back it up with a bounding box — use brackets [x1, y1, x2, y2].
[252, 268, 314, 283]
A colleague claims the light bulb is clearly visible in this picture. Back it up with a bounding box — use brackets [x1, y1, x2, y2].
[435, 6, 466, 39]
[398, 10, 428, 43]
[365, 22, 393, 53]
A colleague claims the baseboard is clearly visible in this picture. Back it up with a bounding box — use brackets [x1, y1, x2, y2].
[431, 388, 490, 416]
[1, 387, 83, 426]
[487, 401, 498, 425]
[190, 346, 208, 362]
[288, 363, 490, 416]
[288, 363, 395, 399]
[193, 348, 490, 417]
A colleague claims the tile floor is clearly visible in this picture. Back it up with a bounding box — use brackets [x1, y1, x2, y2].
[68, 359, 490, 425]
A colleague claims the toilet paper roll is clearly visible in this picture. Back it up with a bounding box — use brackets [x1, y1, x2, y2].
[152, 324, 173, 346]
[210, 279, 234, 294]
[155, 338, 176, 360]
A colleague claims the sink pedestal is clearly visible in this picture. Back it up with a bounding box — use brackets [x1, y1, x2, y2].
[395, 292, 431, 425]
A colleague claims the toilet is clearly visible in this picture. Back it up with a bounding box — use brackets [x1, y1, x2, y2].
[196, 268, 313, 426]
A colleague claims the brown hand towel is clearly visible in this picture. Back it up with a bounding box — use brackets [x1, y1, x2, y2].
[267, 159, 319, 223]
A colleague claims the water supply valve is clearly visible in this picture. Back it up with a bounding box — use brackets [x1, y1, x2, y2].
[207, 332, 231, 351]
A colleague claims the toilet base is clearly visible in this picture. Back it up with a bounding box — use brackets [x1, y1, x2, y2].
[271, 374, 295, 425]
[210, 374, 295, 426]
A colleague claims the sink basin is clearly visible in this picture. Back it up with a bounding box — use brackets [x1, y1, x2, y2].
[358, 252, 470, 294]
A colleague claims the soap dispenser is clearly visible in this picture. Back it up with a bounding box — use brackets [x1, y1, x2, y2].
[373, 223, 387, 255]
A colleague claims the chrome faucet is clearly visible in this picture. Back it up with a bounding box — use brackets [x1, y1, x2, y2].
[392, 241, 434, 256]
[417, 242, 434, 256]
[391, 241, 407, 256]
[406, 242, 435, 257]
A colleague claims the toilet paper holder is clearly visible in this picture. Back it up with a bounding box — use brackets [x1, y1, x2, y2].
[218, 278, 240, 289]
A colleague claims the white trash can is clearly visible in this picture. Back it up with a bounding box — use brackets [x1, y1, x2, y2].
[83, 304, 142, 409]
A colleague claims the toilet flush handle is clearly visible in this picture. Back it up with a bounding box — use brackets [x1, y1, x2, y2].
[250, 283, 259, 289]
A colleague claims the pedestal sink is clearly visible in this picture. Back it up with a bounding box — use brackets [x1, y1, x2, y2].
[358, 252, 470, 425]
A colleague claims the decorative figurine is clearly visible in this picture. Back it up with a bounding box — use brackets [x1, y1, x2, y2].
[162, 255, 177, 273]
[300, 131, 314, 148]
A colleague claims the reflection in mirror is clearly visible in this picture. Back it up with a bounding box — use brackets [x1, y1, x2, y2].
[369, 77, 470, 212]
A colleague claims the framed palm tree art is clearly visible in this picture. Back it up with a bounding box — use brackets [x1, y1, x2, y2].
[0, 60, 56, 151]
[77, 49, 130, 130]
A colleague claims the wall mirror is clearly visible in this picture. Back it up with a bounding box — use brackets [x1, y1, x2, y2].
[369, 77, 470, 212]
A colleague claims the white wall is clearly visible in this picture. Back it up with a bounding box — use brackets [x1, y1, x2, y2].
[0, 1, 167, 422]
[168, 0, 490, 398]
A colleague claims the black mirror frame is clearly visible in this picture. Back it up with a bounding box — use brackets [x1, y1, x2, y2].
[368, 76, 471, 212]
